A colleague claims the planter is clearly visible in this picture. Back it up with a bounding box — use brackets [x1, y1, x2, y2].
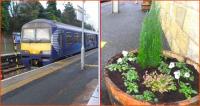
[104, 50, 199, 105]
[141, 3, 151, 12]
[141, 0, 152, 11]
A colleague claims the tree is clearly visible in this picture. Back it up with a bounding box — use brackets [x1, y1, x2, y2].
[85, 23, 95, 31]
[2, 1, 11, 34]
[46, 0, 61, 21]
[60, 2, 95, 31]
[61, 2, 77, 25]
[9, 0, 45, 32]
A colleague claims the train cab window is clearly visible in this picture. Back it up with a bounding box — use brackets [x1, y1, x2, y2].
[36, 28, 50, 42]
[22, 29, 35, 41]
[66, 32, 73, 45]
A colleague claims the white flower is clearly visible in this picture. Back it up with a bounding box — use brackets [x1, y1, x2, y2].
[185, 83, 190, 85]
[122, 50, 128, 57]
[117, 58, 123, 63]
[128, 58, 134, 61]
[168, 62, 175, 69]
[128, 57, 136, 62]
[174, 70, 180, 79]
[184, 72, 190, 78]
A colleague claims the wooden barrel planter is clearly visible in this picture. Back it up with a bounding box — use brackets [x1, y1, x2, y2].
[141, 0, 152, 12]
[104, 50, 199, 105]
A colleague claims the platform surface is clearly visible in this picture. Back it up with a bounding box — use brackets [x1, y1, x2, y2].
[2, 49, 98, 105]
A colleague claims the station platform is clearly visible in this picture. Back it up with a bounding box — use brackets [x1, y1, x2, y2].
[2, 49, 98, 105]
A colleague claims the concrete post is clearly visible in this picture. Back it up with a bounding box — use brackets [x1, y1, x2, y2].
[112, 0, 119, 13]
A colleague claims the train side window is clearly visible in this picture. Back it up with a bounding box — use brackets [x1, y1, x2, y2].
[90, 35, 93, 41]
[85, 34, 88, 42]
[74, 33, 80, 43]
[79, 33, 82, 43]
[66, 32, 72, 45]
[94, 35, 96, 41]
[92, 35, 94, 41]
[91, 35, 94, 42]
[86, 34, 90, 41]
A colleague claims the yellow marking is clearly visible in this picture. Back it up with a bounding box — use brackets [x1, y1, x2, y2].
[21, 43, 51, 54]
[85, 64, 98, 68]
[1, 49, 97, 96]
[101, 41, 107, 48]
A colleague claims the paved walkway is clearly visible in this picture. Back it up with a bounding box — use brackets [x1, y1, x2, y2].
[101, 1, 170, 104]
[2, 50, 98, 105]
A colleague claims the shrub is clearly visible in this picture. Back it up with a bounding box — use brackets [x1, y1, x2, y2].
[179, 81, 197, 99]
[122, 66, 139, 93]
[135, 90, 158, 102]
[137, 2, 163, 68]
[124, 81, 139, 94]
[176, 62, 194, 81]
[106, 51, 137, 72]
[143, 71, 177, 93]
[158, 61, 171, 74]
[122, 69, 139, 82]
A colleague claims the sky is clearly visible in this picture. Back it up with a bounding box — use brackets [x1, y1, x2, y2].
[40, 1, 99, 31]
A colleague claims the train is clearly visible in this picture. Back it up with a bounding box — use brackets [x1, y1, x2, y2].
[20, 19, 98, 67]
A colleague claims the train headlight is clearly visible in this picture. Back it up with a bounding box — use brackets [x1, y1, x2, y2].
[41, 50, 51, 55]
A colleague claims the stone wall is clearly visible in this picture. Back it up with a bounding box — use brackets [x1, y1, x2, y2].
[156, 1, 199, 63]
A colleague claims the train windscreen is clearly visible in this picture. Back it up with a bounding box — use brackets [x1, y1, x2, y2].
[22, 29, 35, 42]
[22, 28, 50, 42]
[36, 28, 50, 41]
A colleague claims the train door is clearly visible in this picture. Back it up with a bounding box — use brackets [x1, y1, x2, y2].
[58, 30, 64, 57]
[84, 33, 87, 50]
[95, 34, 98, 48]
[66, 32, 73, 55]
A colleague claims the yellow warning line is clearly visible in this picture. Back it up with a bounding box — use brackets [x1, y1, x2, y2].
[101, 41, 107, 48]
[85, 64, 98, 68]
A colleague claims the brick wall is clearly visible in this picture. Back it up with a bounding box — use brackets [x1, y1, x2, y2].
[156, 1, 199, 63]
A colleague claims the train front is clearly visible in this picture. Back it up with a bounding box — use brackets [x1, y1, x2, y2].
[20, 19, 52, 67]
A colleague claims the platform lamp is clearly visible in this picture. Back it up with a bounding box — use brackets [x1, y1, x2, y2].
[81, 0, 85, 70]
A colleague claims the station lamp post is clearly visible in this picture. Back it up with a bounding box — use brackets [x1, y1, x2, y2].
[80, 1, 85, 70]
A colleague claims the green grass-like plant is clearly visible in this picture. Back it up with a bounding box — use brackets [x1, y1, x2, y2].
[138, 2, 163, 68]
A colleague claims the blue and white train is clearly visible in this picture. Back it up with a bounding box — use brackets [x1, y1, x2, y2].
[20, 19, 98, 67]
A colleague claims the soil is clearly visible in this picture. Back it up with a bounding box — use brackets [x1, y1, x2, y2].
[106, 53, 199, 104]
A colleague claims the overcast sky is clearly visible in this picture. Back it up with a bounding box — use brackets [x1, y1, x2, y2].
[40, 1, 99, 30]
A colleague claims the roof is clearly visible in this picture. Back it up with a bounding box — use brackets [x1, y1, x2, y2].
[22, 19, 98, 35]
